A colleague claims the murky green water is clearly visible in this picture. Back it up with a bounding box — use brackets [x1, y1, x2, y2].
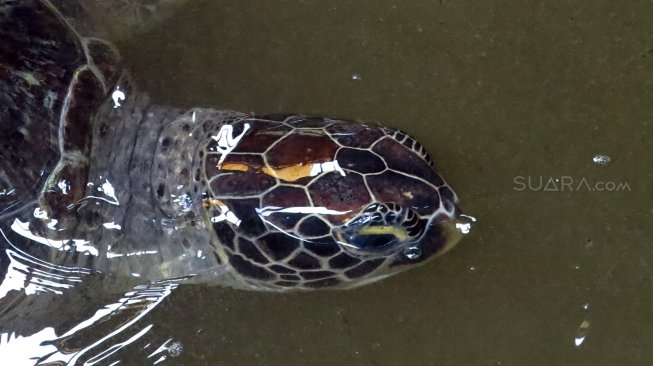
[115, 1, 653, 364]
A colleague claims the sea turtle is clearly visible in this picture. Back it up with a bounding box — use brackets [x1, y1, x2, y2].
[0, 1, 472, 294]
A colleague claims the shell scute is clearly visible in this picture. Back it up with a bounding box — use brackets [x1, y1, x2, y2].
[230, 120, 292, 154]
[257, 232, 299, 261]
[336, 148, 386, 174]
[372, 138, 443, 186]
[365, 171, 441, 215]
[210, 169, 275, 196]
[265, 130, 338, 167]
[229, 254, 274, 280]
[261, 186, 311, 229]
[308, 172, 371, 220]
[325, 123, 383, 148]
[303, 237, 340, 257]
[328, 252, 362, 269]
[287, 252, 321, 270]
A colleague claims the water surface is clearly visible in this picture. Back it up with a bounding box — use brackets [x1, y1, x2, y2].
[8, 0, 653, 365]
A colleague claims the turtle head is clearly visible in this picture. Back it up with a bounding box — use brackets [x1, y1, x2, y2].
[320, 125, 474, 287]
[202, 115, 472, 290]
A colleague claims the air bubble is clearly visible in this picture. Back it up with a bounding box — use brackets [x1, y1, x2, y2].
[404, 246, 422, 260]
[592, 154, 611, 165]
[573, 302, 591, 347]
[168, 341, 183, 357]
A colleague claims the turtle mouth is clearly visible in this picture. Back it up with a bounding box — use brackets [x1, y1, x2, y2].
[396, 211, 476, 264]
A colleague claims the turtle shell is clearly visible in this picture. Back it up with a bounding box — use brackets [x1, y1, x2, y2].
[0, 1, 120, 219]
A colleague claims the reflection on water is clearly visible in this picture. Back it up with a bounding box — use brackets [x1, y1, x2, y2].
[574, 302, 591, 348]
[0, 223, 179, 364]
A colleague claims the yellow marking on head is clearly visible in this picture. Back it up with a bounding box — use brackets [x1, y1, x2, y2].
[261, 164, 313, 182]
[218, 161, 317, 182]
[357, 226, 409, 241]
[219, 163, 251, 172]
[203, 198, 226, 208]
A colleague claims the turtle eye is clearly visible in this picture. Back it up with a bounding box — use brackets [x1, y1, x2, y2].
[335, 203, 424, 256]
[343, 233, 400, 253]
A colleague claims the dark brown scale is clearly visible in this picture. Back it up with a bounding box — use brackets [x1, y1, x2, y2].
[280, 274, 301, 281]
[265, 129, 338, 167]
[297, 216, 331, 237]
[403, 137, 419, 153]
[308, 172, 371, 222]
[230, 120, 292, 153]
[212, 221, 235, 251]
[269, 264, 296, 274]
[229, 254, 275, 280]
[287, 252, 321, 270]
[344, 259, 385, 279]
[372, 138, 444, 186]
[304, 278, 340, 288]
[257, 232, 299, 260]
[262, 185, 309, 208]
[261, 185, 310, 228]
[237, 237, 269, 264]
[219, 154, 264, 171]
[223, 199, 268, 238]
[300, 271, 335, 280]
[329, 252, 362, 269]
[303, 238, 341, 257]
[326, 123, 384, 148]
[393, 131, 407, 142]
[336, 148, 386, 174]
[209, 170, 275, 196]
[366, 171, 440, 215]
